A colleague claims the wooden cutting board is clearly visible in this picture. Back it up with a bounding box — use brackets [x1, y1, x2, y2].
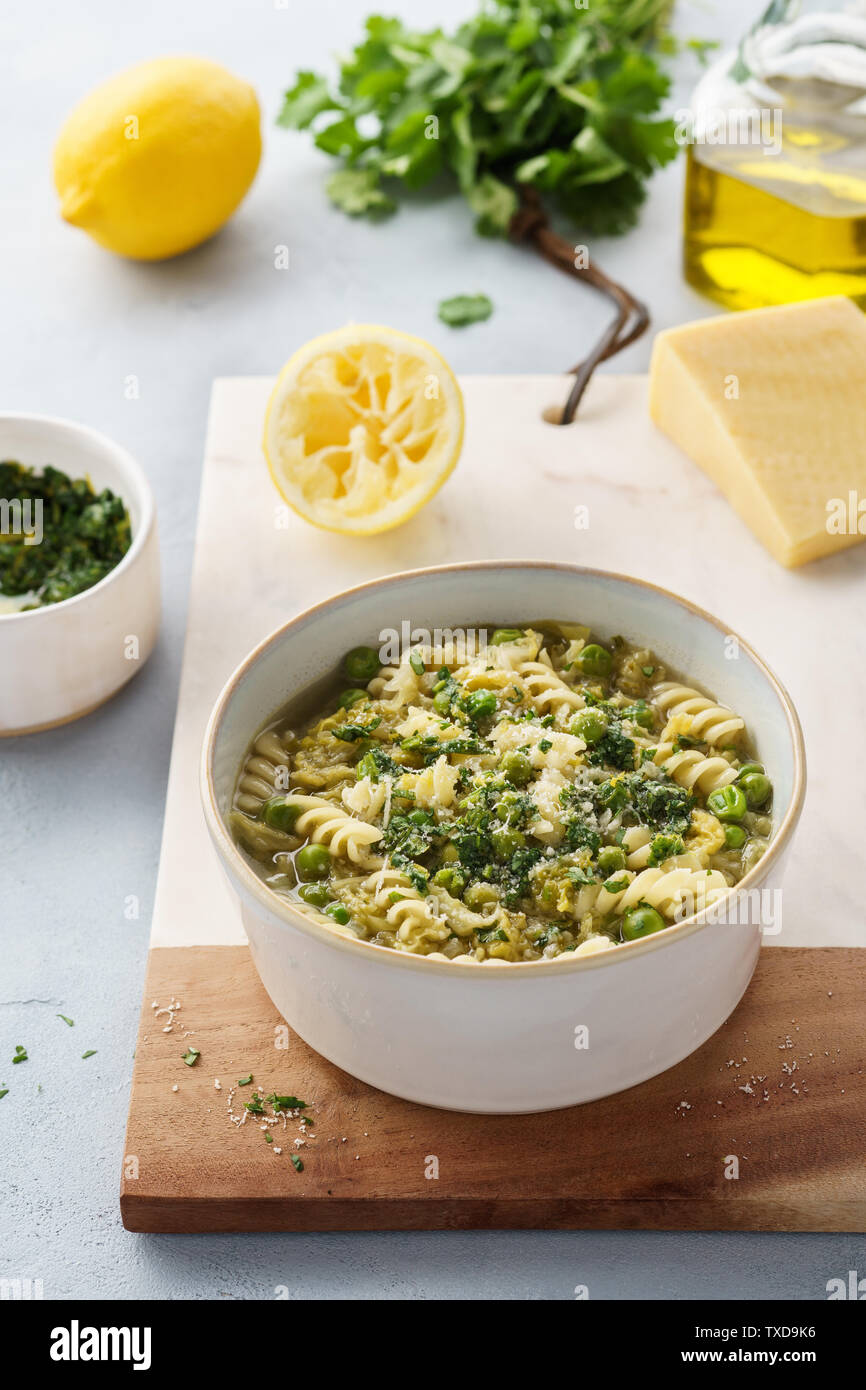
[121, 375, 866, 1233]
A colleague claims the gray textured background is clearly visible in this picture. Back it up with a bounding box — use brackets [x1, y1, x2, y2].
[1, 0, 860, 1300]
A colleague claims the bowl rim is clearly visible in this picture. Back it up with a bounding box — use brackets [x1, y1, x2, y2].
[201, 559, 806, 978]
[0, 410, 156, 622]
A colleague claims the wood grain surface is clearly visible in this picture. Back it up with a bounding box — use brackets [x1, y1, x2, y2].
[120, 945, 866, 1233]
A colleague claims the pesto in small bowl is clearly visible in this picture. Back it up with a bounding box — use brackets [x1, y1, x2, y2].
[0, 460, 132, 612]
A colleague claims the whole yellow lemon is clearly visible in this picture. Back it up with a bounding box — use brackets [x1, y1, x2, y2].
[53, 56, 261, 260]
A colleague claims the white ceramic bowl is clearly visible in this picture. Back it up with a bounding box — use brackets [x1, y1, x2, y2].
[0, 413, 160, 735]
[202, 562, 805, 1114]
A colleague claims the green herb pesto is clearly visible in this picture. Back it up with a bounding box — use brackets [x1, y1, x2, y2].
[0, 461, 131, 610]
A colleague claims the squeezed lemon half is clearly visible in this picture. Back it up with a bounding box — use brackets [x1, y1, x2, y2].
[263, 325, 464, 535]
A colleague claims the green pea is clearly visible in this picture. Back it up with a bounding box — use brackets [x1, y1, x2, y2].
[464, 690, 497, 722]
[489, 628, 525, 646]
[723, 824, 747, 850]
[736, 761, 764, 779]
[261, 797, 302, 832]
[433, 866, 466, 896]
[491, 827, 525, 860]
[343, 646, 380, 683]
[597, 845, 626, 874]
[570, 709, 608, 745]
[739, 771, 771, 808]
[441, 843, 459, 864]
[338, 688, 368, 710]
[706, 784, 747, 822]
[295, 843, 332, 881]
[325, 902, 350, 926]
[622, 905, 666, 941]
[433, 689, 452, 715]
[576, 643, 612, 678]
[495, 791, 525, 822]
[298, 883, 332, 908]
[464, 882, 498, 909]
[500, 750, 532, 786]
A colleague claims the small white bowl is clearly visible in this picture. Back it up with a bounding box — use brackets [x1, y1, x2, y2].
[202, 562, 805, 1113]
[0, 413, 160, 735]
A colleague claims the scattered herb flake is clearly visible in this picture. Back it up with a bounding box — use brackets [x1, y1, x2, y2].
[237, 1074, 253, 1086]
[438, 293, 493, 327]
[81, 1050, 97, 1060]
[267, 1093, 307, 1112]
[57, 1014, 74, 1027]
[181, 1048, 200, 1067]
[290, 1154, 304, 1173]
[12, 1046, 27, 1064]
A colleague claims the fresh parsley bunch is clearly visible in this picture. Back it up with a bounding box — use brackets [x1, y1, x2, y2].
[278, 0, 678, 238]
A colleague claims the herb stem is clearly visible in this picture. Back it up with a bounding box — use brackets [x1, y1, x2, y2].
[510, 185, 650, 424]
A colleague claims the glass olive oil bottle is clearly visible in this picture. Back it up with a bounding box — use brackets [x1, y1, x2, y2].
[684, 1, 866, 311]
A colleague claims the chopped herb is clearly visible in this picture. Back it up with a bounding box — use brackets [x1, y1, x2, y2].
[265, 1133, 274, 1144]
[0, 1089, 8, 1100]
[290, 1154, 304, 1172]
[355, 746, 402, 782]
[409, 651, 425, 676]
[567, 867, 595, 886]
[56, 1014, 74, 1027]
[81, 1050, 97, 1060]
[648, 833, 685, 866]
[245, 1098, 265, 1114]
[237, 1074, 253, 1086]
[12, 1046, 27, 1064]
[588, 725, 636, 772]
[602, 875, 629, 894]
[267, 1094, 308, 1112]
[642, 665, 656, 678]
[333, 716, 381, 742]
[538, 739, 552, 754]
[627, 774, 694, 835]
[181, 1048, 200, 1067]
[0, 461, 132, 608]
[438, 293, 493, 327]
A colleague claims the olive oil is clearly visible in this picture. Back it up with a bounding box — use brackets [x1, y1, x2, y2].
[684, 147, 866, 312]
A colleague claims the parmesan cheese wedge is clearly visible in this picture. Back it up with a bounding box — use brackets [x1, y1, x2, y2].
[649, 296, 866, 567]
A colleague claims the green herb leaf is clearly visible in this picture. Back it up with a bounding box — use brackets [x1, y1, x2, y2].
[12, 1046, 27, 1064]
[267, 1094, 308, 1112]
[291, 1154, 304, 1172]
[81, 1050, 97, 1060]
[279, 3, 678, 240]
[57, 1014, 74, 1027]
[437, 293, 493, 327]
[237, 1074, 253, 1086]
[0, 1089, 8, 1100]
[181, 1048, 200, 1067]
[325, 168, 396, 219]
[277, 71, 343, 129]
